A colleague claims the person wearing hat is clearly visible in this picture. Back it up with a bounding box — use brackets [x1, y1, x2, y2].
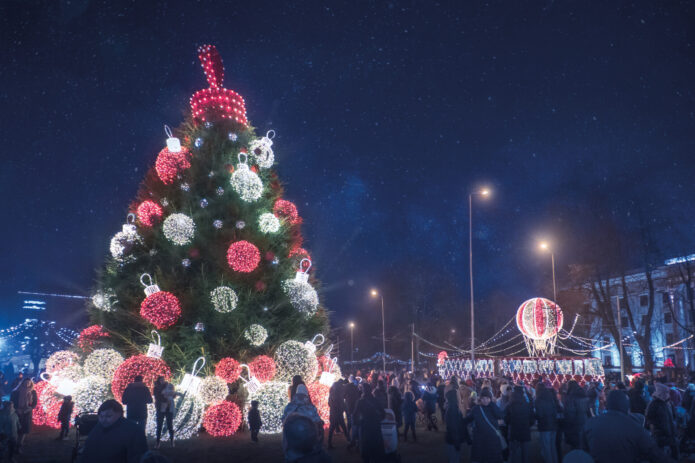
[583, 390, 671, 463]
[462, 387, 505, 463]
[645, 381, 678, 459]
[281, 384, 324, 459]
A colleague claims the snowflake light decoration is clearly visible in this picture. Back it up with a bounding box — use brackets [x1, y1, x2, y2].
[162, 213, 196, 245]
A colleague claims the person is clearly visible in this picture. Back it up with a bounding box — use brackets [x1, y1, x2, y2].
[57, 395, 74, 440]
[422, 383, 439, 431]
[283, 413, 331, 463]
[290, 375, 306, 401]
[154, 381, 178, 448]
[563, 380, 589, 450]
[0, 401, 20, 461]
[80, 399, 148, 463]
[535, 383, 558, 463]
[344, 378, 360, 448]
[10, 378, 37, 452]
[583, 390, 672, 463]
[462, 388, 504, 463]
[645, 382, 678, 459]
[628, 380, 647, 415]
[283, 384, 323, 436]
[0, 372, 6, 398]
[121, 375, 153, 431]
[248, 400, 262, 442]
[444, 389, 466, 463]
[458, 380, 475, 417]
[437, 379, 447, 422]
[401, 391, 417, 442]
[506, 385, 534, 463]
[373, 379, 387, 410]
[388, 384, 403, 435]
[139, 451, 172, 463]
[8, 374, 22, 393]
[352, 383, 385, 462]
[496, 384, 513, 412]
[327, 380, 347, 448]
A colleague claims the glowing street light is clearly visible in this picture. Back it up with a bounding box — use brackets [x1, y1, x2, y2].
[538, 241, 557, 302]
[348, 322, 355, 364]
[469, 187, 491, 363]
[370, 289, 386, 373]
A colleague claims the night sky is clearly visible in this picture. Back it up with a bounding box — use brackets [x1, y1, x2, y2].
[2, 1, 694, 353]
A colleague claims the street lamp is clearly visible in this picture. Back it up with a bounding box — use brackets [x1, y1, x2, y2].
[348, 322, 355, 364]
[370, 289, 386, 373]
[538, 241, 557, 302]
[469, 188, 491, 363]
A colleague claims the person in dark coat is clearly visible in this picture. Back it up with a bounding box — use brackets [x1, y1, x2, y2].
[506, 385, 534, 463]
[388, 385, 403, 433]
[327, 380, 347, 448]
[373, 379, 388, 410]
[583, 390, 672, 463]
[444, 389, 466, 463]
[462, 388, 504, 463]
[352, 383, 385, 462]
[645, 382, 678, 459]
[121, 375, 153, 431]
[80, 399, 148, 463]
[57, 395, 74, 440]
[422, 384, 439, 431]
[10, 378, 37, 451]
[283, 413, 332, 463]
[535, 383, 559, 463]
[248, 400, 262, 442]
[401, 391, 417, 442]
[344, 378, 360, 447]
[562, 380, 589, 450]
[290, 375, 306, 401]
[437, 379, 447, 422]
[628, 380, 647, 415]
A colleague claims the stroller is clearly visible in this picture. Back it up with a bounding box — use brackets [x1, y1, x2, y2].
[381, 409, 401, 462]
[71, 413, 99, 462]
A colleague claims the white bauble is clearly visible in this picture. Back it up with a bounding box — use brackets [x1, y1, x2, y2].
[110, 224, 142, 262]
[74, 376, 111, 413]
[282, 279, 319, 317]
[230, 163, 263, 202]
[244, 324, 268, 347]
[198, 376, 229, 405]
[210, 286, 238, 313]
[162, 213, 196, 245]
[92, 291, 116, 312]
[258, 212, 281, 234]
[248, 132, 275, 169]
[274, 340, 319, 382]
[84, 348, 124, 380]
[144, 387, 205, 440]
[247, 381, 289, 434]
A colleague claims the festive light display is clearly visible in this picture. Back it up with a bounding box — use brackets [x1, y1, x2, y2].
[249, 355, 276, 383]
[226, 240, 261, 273]
[203, 401, 242, 437]
[243, 324, 268, 346]
[74, 375, 111, 413]
[230, 154, 263, 202]
[91, 290, 116, 312]
[111, 354, 171, 401]
[516, 297, 563, 356]
[77, 324, 109, 350]
[247, 381, 289, 434]
[274, 340, 319, 382]
[213, 219, 223, 228]
[109, 215, 142, 262]
[140, 290, 182, 329]
[46, 350, 79, 374]
[215, 357, 242, 383]
[199, 375, 229, 405]
[307, 382, 330, 428]
[258, 212, 281, 234]
[145, 388, 205, 440]
[59, 364, 84, 383]
[190, 44, 248, 125]
[32, 381, 51, 426]
[273, 199, 300, 224]
[282, 261, 319, 317]
[210, 286, 238, 313]
[136, 200, 164, 227]
[155, 146, 191, 185]
[84, 348, 124, 380]
[248, 131, 275, 169]
[162, 213, 196, 245]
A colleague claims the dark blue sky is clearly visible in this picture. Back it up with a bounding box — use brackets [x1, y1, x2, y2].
[1, 1, 694, 347]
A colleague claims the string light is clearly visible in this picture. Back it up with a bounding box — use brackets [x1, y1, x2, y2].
[243, 324, 268, 346]
[46, 350, 79, 374]
[163, 213, 196, 246]
[74, 376, 111, 413]
[144, 388, 205, 440]
[111, 354, 171, 401]
[249, 355, 276, 383]
[84, 348, 124, 379]
[215, 357, 242, 383]
[140, 290, 182, 329]
[77, 325, 109, 350]
[273, 199, 300, 224]
[203, 401, 242, 437]
[155, 147, 191, 185]
[307, 382, 330, 428]
[274, 340, 319, 382]
[226, 240, 261, 273]
[91, 290, 116, 312]
[136, 200, 164, 227]
[110, 216, 142, 262]
[258, 212, 281, 234]
[230, 154, 263, 202]
[246, 381, 289, 434]
[210, 286, 238, 313]
[248, 131, 275, 168]
[282, 264, 319, 318]
[199, 376, 229, 405]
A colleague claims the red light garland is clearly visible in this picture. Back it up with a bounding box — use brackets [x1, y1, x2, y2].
[226, 240, 261, 273]
[190, 45, 248, 125]
[249, 355, 276, 383]
[203, 401, 242, 437]
[111, 354, 171, 401]
[215, 357, 242, 383]
[140, 291, 182, 329]
[273, 199, 301, 224]
[155, 147, 191, 185]
[77, 325, 110, 351]
[136, 200, 164, 227]
[307, 382, 330, 429]
[33, 381, 51, 426]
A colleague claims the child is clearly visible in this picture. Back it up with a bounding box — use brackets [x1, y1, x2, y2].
[248, 400, 261, 442]
[401, 391, 417, 442]
[0, 401, 20, 459]
[57, 395, 74, 440]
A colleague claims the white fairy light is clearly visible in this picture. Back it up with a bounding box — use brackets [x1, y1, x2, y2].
[91, 291, 117, 312]
[274, 340, 318, 382]
[74, 376, 111, 413]
[213, 220, 223, 229]
[230, 153, 263, 202]
[244, 324, 268, 347]
[210, 286, 238, 313]
[46, 350, 79, 374]
[198, 375, 229, 405]
[58, 364, 84, 383]
[283, 259, 319, 317]
[248, 130, 275, 169]
[162, 213, 196, 245]
[247, 381, 289, 434]
[258, 212, 281, 234]
[110, 214, 142, 262]
[84, 348, 124, 380]
[144, 386, 205, 440]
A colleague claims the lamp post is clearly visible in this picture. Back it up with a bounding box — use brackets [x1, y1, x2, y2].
[370, 289, 386, 373]
[539, 241, 557, 303]
[348, 322, 355, 364]
[614, 295, 625, 382]
[469, 188, 490, 363]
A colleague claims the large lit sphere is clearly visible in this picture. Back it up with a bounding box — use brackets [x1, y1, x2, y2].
[274, 199, 300, 224]
[110, 226, 142, 262]
[274, 340, 318, 382]
[46, 350, 79, 374]
[210, 286, 238, 313]
[307, 382, 330, 428]
[140, 291, 182, 329]
[226, 240, 261, 273]
[215, 357, 242, 383]
[258, 212, 281, 234]
[136, 200, 164, 227]
[77, 324, 110, 350]
[32, 381, 52, 426]
[145, 388, 204, 440]
[244, 324, 268, 347]
[199, 376, 229, 405]
[163, 213, 196, 245]
[58, 364, 84, 383]
[155, 146, 191, 185]
[249, 137, 274, 169]
[230, 165, 263, 202]
[203, 401, 242, 437]
[111, 354, 171, 401]
[249, 355, 276, 383]
[84, 348, 124, 380]
[516, 297, 564, 340]
[247, 381, 289, 434]
[74, 376, 111, 413]
[282, 279, 319, 317]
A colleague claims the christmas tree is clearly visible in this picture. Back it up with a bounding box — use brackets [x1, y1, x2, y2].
[37, 45, 335, 437]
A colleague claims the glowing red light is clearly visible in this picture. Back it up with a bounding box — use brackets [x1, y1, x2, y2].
[226, 240, 261, 273]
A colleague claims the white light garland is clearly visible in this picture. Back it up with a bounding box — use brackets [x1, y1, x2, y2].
[258, 212, 280, 234]
[210, 286, 238, 313]
[109, 215, 142, 262]
[274, 340, 318, 382]
[230, 153, 263, 202]
[198, 376, 229, 405]
[247, 381, 289, 434]
[74, 376, 112, 413]
[244, 324, 268, 347]
[84, 348, 124, 380]
[163, 213, 196, 245]
[144, 386, 205, 440]
[282, 279, 319, 317]
[91, 290, 117, 312]
[248, 130, 275, 169]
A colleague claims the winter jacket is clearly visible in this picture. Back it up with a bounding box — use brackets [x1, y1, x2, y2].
[58, 399, 74, 423]
[583, 410, 670, 463]
[388, 386, 403, 426]
[535, 392, 559, 432]
[462, 403, 504, 463]
[444, 390, 466, 450]
[645, 397, 676, 448]
[343, 383, 360, 416]
[353, 394, 386, 459]
[0, 411, 19, 440]
[248, 407, 262, 431]
[563, 388, 590, 448]
[628, 388, 647, 415]
[401, 395, 417, 424]
[80, 416, 148, 463]
[121, 381, 153, 420]
[505, 388, 534, 442]
[373, 386, 388, 410]
[282, 393, 322, 426]
[422, 386, 438, 414]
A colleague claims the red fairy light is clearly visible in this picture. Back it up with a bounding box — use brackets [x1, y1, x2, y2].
[155, 147, 191, 184]
[136, 200, 163, 227]
[307, 382, 330, 428]
[215, 357, 242, 383]
[140, 291, 182, 329]
[273, 199, 300, 224]
[111, 354, 171, 401]
[203, 401, 242, 437]
[77, 325, 110, 350]
[226, 240, 261, 273]
[249, 355, 275, 383]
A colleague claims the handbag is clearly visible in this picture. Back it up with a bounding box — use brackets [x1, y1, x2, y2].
[480, 406, 508, 451]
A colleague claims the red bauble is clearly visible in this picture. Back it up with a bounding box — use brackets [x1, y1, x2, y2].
[249, 355, 275, 383]
[33, 381, 51, 426]
[273, 199, 301, 224]
[307, 382, 330, 428]
[289, 246, 311, 265]
[77, 325, 110, 350]
[265, 251, 275, 261]
[226, 240, 261, 273]
[140, 291, 182, 329]
[155, 147, 191, 185]
[254, 280, 267, 292]
[215, 357, 242, 383]
[136, 200, 164, 227]
[111, 354, 171, 401]
[203, 401, 242, 437]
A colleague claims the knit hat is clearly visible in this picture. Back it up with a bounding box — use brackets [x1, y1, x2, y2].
[654, 382, 670, 401]
[296, 384, 309, 396]
[480, 388, 493, 399]
[605, 390, 629, 413]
